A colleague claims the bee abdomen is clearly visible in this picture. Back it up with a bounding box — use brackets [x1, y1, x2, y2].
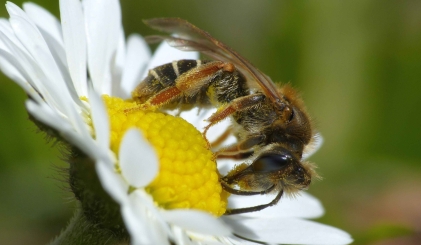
[132, 60, 209, 103]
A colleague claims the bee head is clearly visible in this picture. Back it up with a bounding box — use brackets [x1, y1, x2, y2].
[222, 146, 317, 195]
[253, 147, 315, 192]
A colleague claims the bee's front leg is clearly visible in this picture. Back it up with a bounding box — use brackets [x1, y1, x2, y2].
[215, 134, 265, 159]
[223, 190, 284, 215]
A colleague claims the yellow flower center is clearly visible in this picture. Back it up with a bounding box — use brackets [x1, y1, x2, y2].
[102, 95, 228, 216]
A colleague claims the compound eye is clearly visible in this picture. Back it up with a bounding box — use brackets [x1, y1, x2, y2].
[252, 153, 292, 173]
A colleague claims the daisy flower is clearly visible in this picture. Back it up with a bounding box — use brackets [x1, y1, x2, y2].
[0, 0, 353, 244]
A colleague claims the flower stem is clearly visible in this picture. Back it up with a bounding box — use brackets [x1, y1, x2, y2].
[49, 204, 126, 245]
[49, 147, 129, 245]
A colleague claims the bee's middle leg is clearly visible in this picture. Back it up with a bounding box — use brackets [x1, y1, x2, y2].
[209, 126, 233, 148]
[203, 93, 265, 136]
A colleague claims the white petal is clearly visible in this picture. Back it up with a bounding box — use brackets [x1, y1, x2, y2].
[5, 3, 110, 162]
[121, 205, 153, 245]
[25, 99, 71, 133]
[0, 18, 24, 48]
[119, 129, 159, 188]
[95, 161, 128, 204]
[8, 12, 92, 142]
[119, 34, 151, 98]
[171, 226, 195, 245]
[6, 2, 37, 29]
[302, 133, 324, 160]
[67, 96, 108, 157]
[6, 2, 64, 75]
[224, 217, 353, 245]
[23, 2, 63, 44]
[84, 0, 121, 94]
[0, 48, 42, 103]
[3, 9, 63, 109]
[125, 191, 171, 245]
[113, 28, 126, 73]
[141, 41, 199, 79]
[60, 0, 88, 97]
[228, 192, 324, 219]
[185, 232, 229, 245]
[161, 210, 231, 236]
[1, 24, 87, 123]
[109, 29, 125, 97]
[8, 11, 81, 116]
[226, 237, 263, 245]
[0, 20, 53, 105]
[88, 84, 109, 150]
[25, 100, 102, 161]
[23, 2, 70, 77]
[5, 4, 96, 159]
[26, 97, 112, 166]
[0, 30, 56, 106]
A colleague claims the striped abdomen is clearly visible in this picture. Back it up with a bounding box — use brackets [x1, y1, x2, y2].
[132, 59, 249, 107]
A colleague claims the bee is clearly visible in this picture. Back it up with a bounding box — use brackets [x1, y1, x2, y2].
[131, 18, 321, 215]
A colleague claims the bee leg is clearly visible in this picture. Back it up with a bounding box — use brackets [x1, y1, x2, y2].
[215, 134, 265, 158]
[203, 93, 265, 136]
[220, 181, 276, 196]
[217, 151, 254, 160]
[223, 190, 284, 215]
[142, 86, 184, 110]
[140, 61, 234, 109]
[123, 85, 184, 114]
[221, 169, 284, 215]
[210, 126, 233, 148]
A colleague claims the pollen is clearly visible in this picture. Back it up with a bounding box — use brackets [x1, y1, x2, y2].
[102, 95, 227, 216]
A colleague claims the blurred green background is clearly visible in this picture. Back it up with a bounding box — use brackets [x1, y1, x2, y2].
[1, 1, 420, 244]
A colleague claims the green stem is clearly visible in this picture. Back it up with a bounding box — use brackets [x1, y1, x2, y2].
[49, 147, 129, 245]
[50, 204, 126, 245]
[31, 115, 129, 244]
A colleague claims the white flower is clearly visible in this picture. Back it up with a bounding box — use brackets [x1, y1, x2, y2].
[97, 128, 232, 245]
[0, 0, 352, 245]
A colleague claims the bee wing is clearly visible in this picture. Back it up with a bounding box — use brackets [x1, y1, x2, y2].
[144, 18, 282, 103]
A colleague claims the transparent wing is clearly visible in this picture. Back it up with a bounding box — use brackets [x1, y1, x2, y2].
[144, 18, 281, 103]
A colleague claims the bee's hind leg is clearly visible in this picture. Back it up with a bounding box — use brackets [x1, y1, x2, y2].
[140, 61, 234, 110]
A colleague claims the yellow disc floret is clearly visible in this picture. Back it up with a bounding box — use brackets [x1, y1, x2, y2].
[102, 95, 227, 216]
